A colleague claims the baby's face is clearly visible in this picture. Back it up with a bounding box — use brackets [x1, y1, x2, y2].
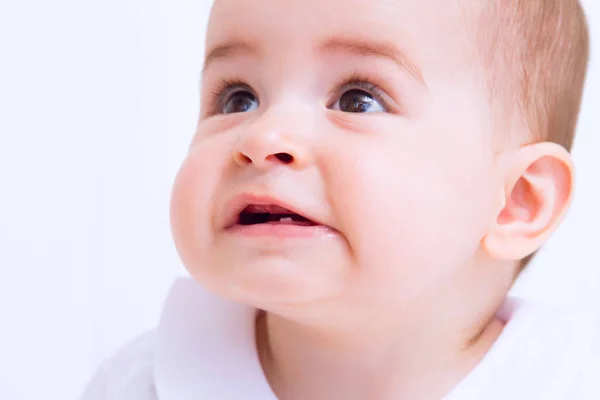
[171, 0, 503, 307]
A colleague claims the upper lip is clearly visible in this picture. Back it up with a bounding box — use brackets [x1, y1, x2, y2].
[222, 193, 322, 229]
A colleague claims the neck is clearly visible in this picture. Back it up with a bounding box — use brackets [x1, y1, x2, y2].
[258, 310, 504, 400]
[256, 261, 515, 400]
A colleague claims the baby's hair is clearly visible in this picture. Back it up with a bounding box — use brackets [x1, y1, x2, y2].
[470, 0, 590, 267]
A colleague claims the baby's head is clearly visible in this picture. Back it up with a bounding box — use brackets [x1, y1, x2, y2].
[170, 0, 589, 321]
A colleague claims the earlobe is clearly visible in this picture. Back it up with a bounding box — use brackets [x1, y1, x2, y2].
[482, 143, 574, 261]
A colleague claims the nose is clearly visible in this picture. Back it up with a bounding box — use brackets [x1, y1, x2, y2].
[232, 112, 312, 170]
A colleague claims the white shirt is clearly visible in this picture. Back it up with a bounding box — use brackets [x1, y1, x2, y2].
[80, 278, 600, 400]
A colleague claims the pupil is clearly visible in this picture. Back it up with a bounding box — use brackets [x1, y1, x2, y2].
[340, 90, 374, 113]
[224, 92, 256, 114]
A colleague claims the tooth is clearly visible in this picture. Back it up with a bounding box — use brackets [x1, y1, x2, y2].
[280, 217, 293, 222]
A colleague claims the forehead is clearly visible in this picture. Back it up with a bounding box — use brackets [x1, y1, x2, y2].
[207, 0, 471, 68]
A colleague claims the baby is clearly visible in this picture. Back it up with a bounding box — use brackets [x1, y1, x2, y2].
[82, 0, 597, 399]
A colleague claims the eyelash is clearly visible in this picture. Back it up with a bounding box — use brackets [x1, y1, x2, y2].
[209, 77, 251, 115]
[208, 73, 392, 115]
[330, 73, 392, 112]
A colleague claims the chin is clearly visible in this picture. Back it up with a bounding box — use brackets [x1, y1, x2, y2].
[195, 256, 346, 306]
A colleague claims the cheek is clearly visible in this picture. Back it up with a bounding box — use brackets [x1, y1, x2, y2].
[327, 135, 496, 290]
[170, 140, 224, 272]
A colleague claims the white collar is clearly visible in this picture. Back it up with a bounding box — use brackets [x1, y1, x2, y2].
[153, 278, 595, 400]
[153, 278, 277, 400]
[445, 298, 595, 400]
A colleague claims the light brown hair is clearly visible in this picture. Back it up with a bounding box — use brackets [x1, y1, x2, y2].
[471, 1, 590, 267]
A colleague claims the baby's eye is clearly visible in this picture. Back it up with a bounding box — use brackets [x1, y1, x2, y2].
[221, 90, 259, 114]
[328, 77, 391, 114]
[332, 89, 386, 113]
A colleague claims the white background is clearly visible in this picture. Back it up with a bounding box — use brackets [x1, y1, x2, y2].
[0, 0, 598, 398]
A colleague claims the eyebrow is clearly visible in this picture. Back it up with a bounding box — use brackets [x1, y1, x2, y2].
[319, 38, 425, 86]
[203, 37, 425, 87]
[203, 41, 258, 73]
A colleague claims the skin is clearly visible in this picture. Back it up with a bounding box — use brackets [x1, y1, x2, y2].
[169, 0, 575, 398]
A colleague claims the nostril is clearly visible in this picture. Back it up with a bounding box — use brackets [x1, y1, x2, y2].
[235, 152, 252, 165]
[274, 153, 293, 164]
[242, 155, 252, 163]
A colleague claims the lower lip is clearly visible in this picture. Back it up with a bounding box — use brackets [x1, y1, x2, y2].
[226, 223, 336, 239]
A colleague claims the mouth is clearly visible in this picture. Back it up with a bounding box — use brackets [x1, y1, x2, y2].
[237, 204, 318, 227]
[222, 194, 325, 231]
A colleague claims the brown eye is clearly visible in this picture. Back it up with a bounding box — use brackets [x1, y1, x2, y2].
[334, 89, 386, 113]
[222, 91, 259, 114]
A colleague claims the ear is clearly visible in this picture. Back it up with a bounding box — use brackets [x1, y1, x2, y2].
[482, 142, 574, 261]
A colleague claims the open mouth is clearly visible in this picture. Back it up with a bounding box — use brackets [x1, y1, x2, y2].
[237, 204, 317, 227]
